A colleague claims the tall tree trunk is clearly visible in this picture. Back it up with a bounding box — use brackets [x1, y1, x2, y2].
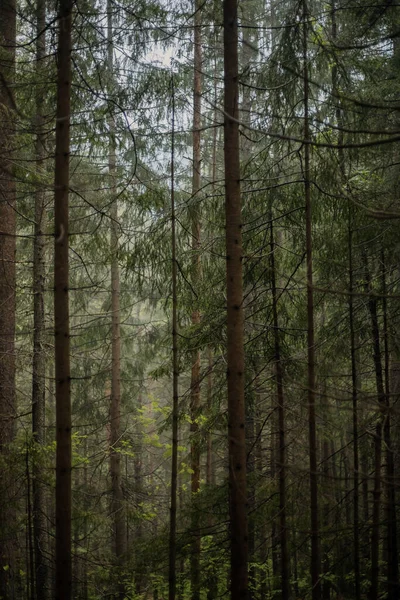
[270, 408, 279, 592]
[168, 74, 179, 600]
[364, 255, 385, 600]
[206, 85, 217, 600]
[0, 0, 17, 593]
[54, 0, 73, 595]
[190, 1, 202, 596]
[107, 6, 126, 598]
[32, 0, 48, 596]
[206, 348, 213, 487]
[205, 61, 218, 496]
[26, 445, 35, 600]
[303, 2, 321, 598]
[321, 391, 331, 600]
[134, 426, 143, 596]
[348, 217, 360, 600]
[361, 441, 370, 558]
[246, 387, 256, 598]
[381, 252, 399, 600]
[270, 217, 290, 600]
[240, 12, 257, 597]
[223, 0, 248, 597]
[255, 390, 267, 600]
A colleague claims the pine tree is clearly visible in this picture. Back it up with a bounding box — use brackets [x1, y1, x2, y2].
[223, 0, 248, 596]
[54, 0, 73, 594]
[0, 0, 17, 593]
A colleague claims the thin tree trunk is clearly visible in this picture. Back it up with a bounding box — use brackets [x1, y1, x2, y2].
[168, 74, 179, 600]
[256, 399, 268, 600]
[246, 387, 255, 598]
[32, 0, 48, 596]
[364, 255, 385, 600]
[107, 5, 126, 598]
[206, 349, 218, 600]
[223, 0, 248, 596]
[303, 2, 321, 598]
[270, 412, 279, 592]
[206, 347, 213, 487]
[82, 433, 88, 600]
[134, 438, 143, 596]
[206, 125, 216, 600]
[26, 446, 35, 600]
[54, 0, 73, 595]
[0, 0, 17, 593]
[348, 218, 361, 600]
[205, 61, 218, 495]
[270, 218, 290, 600]
[321, 396, 331, 600]
[361, 443, 370, 558]
[190, 1, 202, 596]
[381, 252, 399, 600]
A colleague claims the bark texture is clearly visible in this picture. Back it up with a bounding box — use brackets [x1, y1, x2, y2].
[190, 1, 202, 596]
[348, 220, 360, 600]
[107, 5, 126, 597]
[54, 0, 73, 595]
[0, 0, 17, 593]
[223, 0, 248, 597]
[32, 0, 49, 596]
[168, 76, 179, 600]
[364, 255, 385, 600]
[303, 3, 321, 598]
[270, 218, 289, 600]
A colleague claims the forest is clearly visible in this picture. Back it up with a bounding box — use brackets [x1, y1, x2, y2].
[0, 0, 400, 598]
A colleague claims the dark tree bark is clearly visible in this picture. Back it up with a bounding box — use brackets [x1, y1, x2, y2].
[270, 218, 290, 600]
[348, 217, 361, 600]
[254, 384, 267, 600]
[168, 75, 179, 600]
[206, 347, 214, 487]
[381, 252, 399, 600]
[107, 5, 126, 597]
[223, 0, 248, 597]
[54, 0, 73, 595]
[303, 3, 321, 598]
[32, 0, 49, 596]
[205, 60, 218, 496]
[321, 390, 331, 600]
[270, 409, 279, 592]
[364, 255, 385, 600]
[190, 1, 202, 596]
[0, 0, 17, 593]
[134, 422, 143, 596]
[246, 388, 256, 598]
[26, 446, 35, 600]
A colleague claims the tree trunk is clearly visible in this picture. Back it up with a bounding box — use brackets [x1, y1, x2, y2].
[381, 252, 399, 600]
[303, 2, 321, 598]
[270, 413, 279, 592]
[270, 217, 290, 600]
[168, 75, 179, 600]
[206, 348, 213, 487]
[205, 63, 218, 495]
[364, 255, 385, 600]
[54, 0, 73, 595]
[348, 218, 360, 600]
[223, 0, 248, 596]
[107, 5, 126, 598]
[32, 0, 49, 596]
[190, 1, 202, 596]
[0, 0, 17, 593]
[321, 395, 331, 600]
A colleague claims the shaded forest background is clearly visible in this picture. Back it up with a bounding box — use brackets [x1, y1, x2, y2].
[1, 0, 400, 598]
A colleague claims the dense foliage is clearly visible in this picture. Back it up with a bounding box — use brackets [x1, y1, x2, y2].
[0, 0, 400, 599]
